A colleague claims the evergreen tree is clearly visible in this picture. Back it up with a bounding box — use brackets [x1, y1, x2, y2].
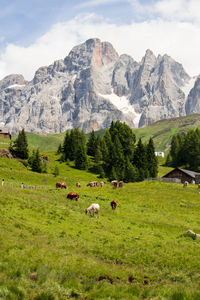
[62, 131, 71, 160]
[87, 130, 97, 156]
[146, 137, 158, 178]
[165, 153, 172, 166]
[124, 157, 138, 182]
[98, 165, 105, 178]
[57, 143, 63, 154]
[170, 135, 180, 167]
[109, 120, 136, 158]
[109, 166, 118, 181]
[94, 145, 102, 164]
[133, 138, 148, 180]
[9, 128, 29, 159]
[112, 135, 125, 180]
[30, 149, 42, 173]
[75, 144, 88, 170]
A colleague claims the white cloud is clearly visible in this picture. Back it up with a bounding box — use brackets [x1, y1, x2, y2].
[0, 8, 200, 80]
[76, 0, 123, 8]
[154, 0, 200, 23]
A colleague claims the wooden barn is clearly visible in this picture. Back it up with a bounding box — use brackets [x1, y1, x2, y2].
[0, 129, 11, 139]
[163, 168, 200, 184]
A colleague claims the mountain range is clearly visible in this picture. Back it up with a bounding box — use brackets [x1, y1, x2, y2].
[0, 38, 199, 134]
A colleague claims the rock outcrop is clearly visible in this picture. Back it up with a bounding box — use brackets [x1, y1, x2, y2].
[0, 38, 197, 134]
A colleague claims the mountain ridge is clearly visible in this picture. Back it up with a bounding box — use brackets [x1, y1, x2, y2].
[0, 38, 199, 134]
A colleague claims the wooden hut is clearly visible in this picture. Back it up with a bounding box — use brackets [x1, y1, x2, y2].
[163, 168, 200, 184]
[0, 129, 11, 139]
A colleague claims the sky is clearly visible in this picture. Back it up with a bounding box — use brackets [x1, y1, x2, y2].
[0, 0, 200, 80]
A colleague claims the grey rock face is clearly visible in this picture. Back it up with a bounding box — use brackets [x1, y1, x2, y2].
[185, 77, 200, 114]
[0, 38, 197, 134]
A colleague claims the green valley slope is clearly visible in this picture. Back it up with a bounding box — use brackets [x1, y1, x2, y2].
[23, 114, 200, 152]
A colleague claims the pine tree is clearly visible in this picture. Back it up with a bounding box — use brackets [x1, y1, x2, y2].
[170, 135, 179, 167]
[109, 166, 118, 181]
[30, 149, 42, 173]
[125, 157, 138, 182]
[132, 138, 148, 180]
[165, 153, 172, 166]
[63, 130, 73, 160]
[9, 128, 29, 159]
[87, 130, 97, 156]
[112, 135, 125, 180]
[57, 143, 63, 154]
[146, 137, 158, 178]
[75, 144, 88, 170]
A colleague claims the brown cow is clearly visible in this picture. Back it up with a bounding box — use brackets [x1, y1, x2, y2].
[56, 182, 66, 189]
[111, 180, 118, 188]
[76, 182, 81, 188]
[67, 192, 79, 201]
[110, 200, 117, 210]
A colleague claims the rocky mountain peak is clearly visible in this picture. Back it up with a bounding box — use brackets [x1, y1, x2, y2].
[64, 38, 118, 72]
[0, 74, 27, 89]
[0, 38, 198, 135]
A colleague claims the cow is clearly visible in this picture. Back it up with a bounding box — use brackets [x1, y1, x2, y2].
[110, 200, 117, 210]
[100, 181, 104, 188]
[118, 181, 124, 188]
[67, 192, 79, 201]
[56, 182, 67, 189]
[87, 181, 98, 187]
[85, 203, 100, 216]
[183, 181, 189, 188]
[76, 182, 81, 188]
[111, 180, 118, 188]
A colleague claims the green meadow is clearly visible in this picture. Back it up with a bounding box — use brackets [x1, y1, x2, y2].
[0, 142, 200, 299]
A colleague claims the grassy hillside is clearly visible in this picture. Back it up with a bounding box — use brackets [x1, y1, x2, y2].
[13, 114, 200, 153]
[133, 114, 200, 152]
[0, 148, 199, 299]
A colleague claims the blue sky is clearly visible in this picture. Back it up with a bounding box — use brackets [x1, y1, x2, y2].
[0, 0, 200, 80]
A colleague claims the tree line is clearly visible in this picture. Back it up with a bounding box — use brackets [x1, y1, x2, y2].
[59, 121, 158, 182]
[9, 129, 48, 174]
[166, 128, 200, 171]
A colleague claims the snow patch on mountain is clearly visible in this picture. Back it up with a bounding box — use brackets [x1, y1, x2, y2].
[7, 84, 26, 89]
[98, 90, 141, 127]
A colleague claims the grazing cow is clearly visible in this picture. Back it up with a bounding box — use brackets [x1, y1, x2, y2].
[111, 180, 118, 188]
[67, 192, 79, 201]
[118, 181, 124, 188]
[85, 203, 100, 216]
[100, 181, 104, 188]
[87, 181, 98, 187]
[76, 182, 81, 188]
[56, 182, 67, 189]
[183, 181, 189, 188]
[110, 200, 117, 210]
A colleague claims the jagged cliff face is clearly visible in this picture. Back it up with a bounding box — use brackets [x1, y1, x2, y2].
[185, 76, 200, 115]
[0, 38, 197, 134]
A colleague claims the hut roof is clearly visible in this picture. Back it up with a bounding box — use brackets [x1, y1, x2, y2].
[163, 168, 200, 179]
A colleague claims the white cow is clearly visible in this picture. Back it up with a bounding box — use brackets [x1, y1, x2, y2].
[85, 203, 100, 216]
[183, 181, 189, 188]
